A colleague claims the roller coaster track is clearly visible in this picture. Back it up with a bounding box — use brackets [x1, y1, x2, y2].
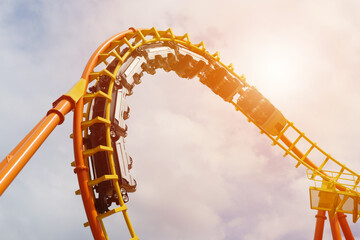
[0, 27, 359, 239]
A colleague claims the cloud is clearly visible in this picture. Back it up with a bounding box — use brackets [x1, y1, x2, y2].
[0, 0, 360, 239]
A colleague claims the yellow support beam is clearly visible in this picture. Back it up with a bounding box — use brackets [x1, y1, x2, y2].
[65, 78, 87, 104]
[97, 205, 128, 220]
[82, 145, 113, 158]
[81, 116, 111, 130]
[88, 175, 118, 187]
[83, 206, 128, 229]
[83, 91, 112, 104]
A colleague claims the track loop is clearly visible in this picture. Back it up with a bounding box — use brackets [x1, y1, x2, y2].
[73, 28, 360, 239]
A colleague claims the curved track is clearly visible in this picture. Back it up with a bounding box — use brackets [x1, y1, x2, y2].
[68, 28, 360, 239]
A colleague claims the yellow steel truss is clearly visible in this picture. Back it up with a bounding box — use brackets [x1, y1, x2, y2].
[72, 27, 360, 239]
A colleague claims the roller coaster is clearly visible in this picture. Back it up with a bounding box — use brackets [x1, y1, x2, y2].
[0, 28, 359, 240]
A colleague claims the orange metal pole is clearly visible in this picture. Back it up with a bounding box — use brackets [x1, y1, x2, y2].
[337, 213, 355, 240]
[314, 210, 327, 240]
[0, 100, 72, 196]
[0, 116, 47, 173]
[329, 212, 342, 240]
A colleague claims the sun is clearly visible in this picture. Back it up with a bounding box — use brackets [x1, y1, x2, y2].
[253, 43, 304, 97]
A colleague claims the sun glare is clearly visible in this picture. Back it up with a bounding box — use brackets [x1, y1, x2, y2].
[254, 43, 303, 96]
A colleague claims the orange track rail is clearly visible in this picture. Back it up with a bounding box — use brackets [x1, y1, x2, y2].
[73, 28, 138, 240]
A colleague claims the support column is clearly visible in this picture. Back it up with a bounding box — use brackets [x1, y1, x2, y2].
[0, 100, 72, 196]
[0, 116, 46, 172]
[337, 213, 354, 240]
[329, 212, 342, 240]
[314, 210, 327, 240]
[0, 77, 86, 196]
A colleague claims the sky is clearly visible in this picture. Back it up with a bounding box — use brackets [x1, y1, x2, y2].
[0, 0, 360, 239]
